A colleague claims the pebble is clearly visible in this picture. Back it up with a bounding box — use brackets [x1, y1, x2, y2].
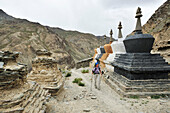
[46, 97, 49, 102]
[89, 93, 94, 96]
[79, 96, 83, 99]
[82, 90, 87, 93]
[83, 108, 90, 112]
[147, 96, 151, 99]
[91, 96, 97, 99]
[65, 102, 69, 105]
[74, 96, 78, 100]
[159, 99, 167, 103]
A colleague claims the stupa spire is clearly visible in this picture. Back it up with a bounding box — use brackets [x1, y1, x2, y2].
[103, 35, 107, 44]
[135, 7, 143, 34]
[110, 29, 114, 43]
[118, 21, 123, 38]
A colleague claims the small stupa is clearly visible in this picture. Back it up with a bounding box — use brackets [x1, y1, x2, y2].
[110, 21, 126, 55]
[100, 30, 113, 68]
[109, 29, 114, 44]
[105, 22, 126, 71]
[96, 46, 105, 61]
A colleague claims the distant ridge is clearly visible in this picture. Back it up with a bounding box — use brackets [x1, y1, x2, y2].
[0, 9, 15, 21]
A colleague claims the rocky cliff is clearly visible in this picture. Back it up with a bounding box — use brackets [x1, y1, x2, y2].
[142, 0, 170, 63]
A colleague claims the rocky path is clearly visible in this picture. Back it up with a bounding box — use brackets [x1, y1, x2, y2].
[46, 68, 170, 113]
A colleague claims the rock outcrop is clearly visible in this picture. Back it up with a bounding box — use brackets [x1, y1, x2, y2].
[142, 0, 170, 63]
[28, 50, 65, 95]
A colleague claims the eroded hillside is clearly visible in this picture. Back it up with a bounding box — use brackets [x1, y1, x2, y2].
[142, 0, 170, 62]
[0, 9, 105, 69]
[49, 27, 108, 61]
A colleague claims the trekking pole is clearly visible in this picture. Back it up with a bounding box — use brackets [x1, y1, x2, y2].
[90, 74, 93, 91]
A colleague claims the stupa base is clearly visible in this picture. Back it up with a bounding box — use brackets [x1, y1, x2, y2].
[112, 53, 170, 80]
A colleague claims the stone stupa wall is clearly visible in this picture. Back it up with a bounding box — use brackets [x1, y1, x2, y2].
[28, 49, 65, 95]
[0, 51, 27, 89]
[0, 51, 48, 113]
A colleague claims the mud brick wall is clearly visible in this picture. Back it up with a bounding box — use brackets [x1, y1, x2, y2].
[75, 57, 93, 69]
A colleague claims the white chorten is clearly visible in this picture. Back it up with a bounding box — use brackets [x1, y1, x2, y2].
[105, 22, 126, 71]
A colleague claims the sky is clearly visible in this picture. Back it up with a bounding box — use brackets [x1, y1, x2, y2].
[0, 0, 167, 39]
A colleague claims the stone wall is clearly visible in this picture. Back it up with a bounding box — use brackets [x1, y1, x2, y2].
[75, 57, 93, 69]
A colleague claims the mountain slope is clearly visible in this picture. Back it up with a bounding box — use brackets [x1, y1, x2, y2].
[142, 0, 170, 62]
[0, 9, 106, 69]
[48, 27, 109, 61]
[0, 10, 75, 69]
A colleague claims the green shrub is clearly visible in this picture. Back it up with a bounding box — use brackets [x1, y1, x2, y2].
[85, 70, 89, 73]
[78, 82, 85, 86]
[160, 94, 166, 98]
[81, 69, 89, 73]
[72, 78, 82, 83]
[72, 78, 85, 86]
[81, 70, 85, 73]
[129, 95, 139, 99]
[151, 95, 160, 99]
[65, 72, 71, 77]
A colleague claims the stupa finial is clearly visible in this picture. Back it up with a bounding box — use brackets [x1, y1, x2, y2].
[110, 29, 114, 43]
[135, 7, 143, 34]
[118, 21, 123, 38]
[103, 35, 106, 39]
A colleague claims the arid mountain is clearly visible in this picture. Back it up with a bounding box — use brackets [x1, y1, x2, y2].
[48, 27, 109, 61]
[142, 0, 170, 63]
[0, 9, 105, 69]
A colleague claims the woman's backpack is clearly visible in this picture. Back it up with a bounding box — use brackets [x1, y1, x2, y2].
[92, 67, 100, 74]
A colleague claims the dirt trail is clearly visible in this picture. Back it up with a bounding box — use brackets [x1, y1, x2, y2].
[46, 68, 170, 113]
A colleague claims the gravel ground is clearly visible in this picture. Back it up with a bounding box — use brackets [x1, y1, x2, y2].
[46, 68, 170, 113]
